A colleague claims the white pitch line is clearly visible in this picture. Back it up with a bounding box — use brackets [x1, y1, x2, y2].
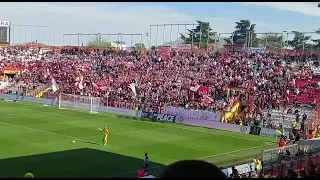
[195, 144, 271, 160]
[0, 121, 166, 142]
[3, 105, 265, 143]
[108, 144, 272, 178]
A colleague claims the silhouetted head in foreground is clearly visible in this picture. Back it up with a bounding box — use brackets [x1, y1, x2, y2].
[160, 160, 225, 178]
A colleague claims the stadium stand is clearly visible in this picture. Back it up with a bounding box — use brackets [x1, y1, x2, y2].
[1, 43, 320, 178]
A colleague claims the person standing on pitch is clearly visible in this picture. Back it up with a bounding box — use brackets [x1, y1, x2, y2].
[24, 170, 34, 178]
[99, 126, 109, 146]
[144, 152, 150, 170]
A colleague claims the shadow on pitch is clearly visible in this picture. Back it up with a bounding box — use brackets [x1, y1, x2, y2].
[0, 148, 165, 178]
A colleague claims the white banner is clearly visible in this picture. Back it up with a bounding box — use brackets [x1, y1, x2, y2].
[297, 139, 320, 153]
[239, 126, 250, 134]
[164, 107, 221, 122]
[0, 21, 10, 27]
[101, 106, 141, 117]
[259, 128, 278, 138]
[259, 127, 289, 139]
[222, 161, 262, 177]
[177, 44, 191, 51]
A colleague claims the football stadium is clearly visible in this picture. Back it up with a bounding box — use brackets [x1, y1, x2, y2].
[1, 101, 274, 178]
[1, 2, 320, 178]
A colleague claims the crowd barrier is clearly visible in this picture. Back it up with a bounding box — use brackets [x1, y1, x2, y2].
[222, 161, 262, 178]
[262, 144, 299, 165]
[105, 99, 222, 123]
[297, 138, 320, 154]
[263, 152, 320, 177]
[140, 112, 178, 122]
[0, 94, 58, 105]
[164, 106, 221, 122]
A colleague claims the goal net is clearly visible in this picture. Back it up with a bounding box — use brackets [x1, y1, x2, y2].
[59, 93, 101, 114]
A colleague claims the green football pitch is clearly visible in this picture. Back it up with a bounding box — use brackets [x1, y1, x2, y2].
[0, 101, 276, 178]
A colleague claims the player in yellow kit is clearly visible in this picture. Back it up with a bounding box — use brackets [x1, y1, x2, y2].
[99, 126, 109, 146]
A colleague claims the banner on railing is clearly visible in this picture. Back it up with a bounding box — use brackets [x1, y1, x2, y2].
[222, 161, 262, 177]
[103, 99, 163, 113]
[164, 106, 221, 122]
[259, 127, 288, 139]
[160, 46, 171, 58]
[141, 112, 177, 122]
[239, 126, 251, 134]
[263, 152, 320, 176]
[297, 139, 320, 153]
[0, 66, 23, 72]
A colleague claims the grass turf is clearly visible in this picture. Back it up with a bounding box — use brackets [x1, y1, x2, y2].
[0, 101, 276, 178]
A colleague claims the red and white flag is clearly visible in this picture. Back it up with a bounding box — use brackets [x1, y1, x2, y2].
[75, 75, 84, 90]
[203, 95, 213, 106]
[190, 85, 209, 93]
[44, 68, 50, 78]
[51, 77, 59, 93]
[125, 82, 137, 97]
[92, 82, 108, 92]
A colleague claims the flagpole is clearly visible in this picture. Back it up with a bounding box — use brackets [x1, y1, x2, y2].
[106, 92, 109, 111]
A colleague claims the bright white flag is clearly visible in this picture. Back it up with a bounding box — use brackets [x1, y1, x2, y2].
[75, 75, 84, 90]
[51, 77, 59, 92]
[128, 83, 137, 97]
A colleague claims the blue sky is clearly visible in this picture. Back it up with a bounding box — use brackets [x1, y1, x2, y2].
[1, 2, 319, 46]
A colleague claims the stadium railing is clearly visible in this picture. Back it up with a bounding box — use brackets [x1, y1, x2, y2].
[262, 144, 299, 166]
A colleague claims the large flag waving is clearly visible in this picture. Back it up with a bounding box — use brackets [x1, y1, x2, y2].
[51, 77, 59, 92]
[92, 82, 108, 93]
[75, 75, 84, 90]
[125, 82, 137, 97]
[190, 85, 209, 93]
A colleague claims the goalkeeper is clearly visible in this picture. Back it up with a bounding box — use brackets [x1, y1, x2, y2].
[99, 126, 109, 146]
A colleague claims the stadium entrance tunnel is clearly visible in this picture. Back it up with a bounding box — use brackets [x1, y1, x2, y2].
[0, 148, 166, 178]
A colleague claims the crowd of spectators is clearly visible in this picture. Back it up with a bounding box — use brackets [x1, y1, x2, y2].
[0, 46, 320, 126]
[1, 45, 320, 178]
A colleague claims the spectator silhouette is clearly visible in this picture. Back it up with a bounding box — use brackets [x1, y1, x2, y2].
[159, 160, 225, 178]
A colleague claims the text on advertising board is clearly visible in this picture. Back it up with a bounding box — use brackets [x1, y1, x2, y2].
[141, 112, 177, 122]
[0, 21, 10, 27]
[239, 126, 250, 134]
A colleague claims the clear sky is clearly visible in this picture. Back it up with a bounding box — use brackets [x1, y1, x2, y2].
[1, 2, 319, 46]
